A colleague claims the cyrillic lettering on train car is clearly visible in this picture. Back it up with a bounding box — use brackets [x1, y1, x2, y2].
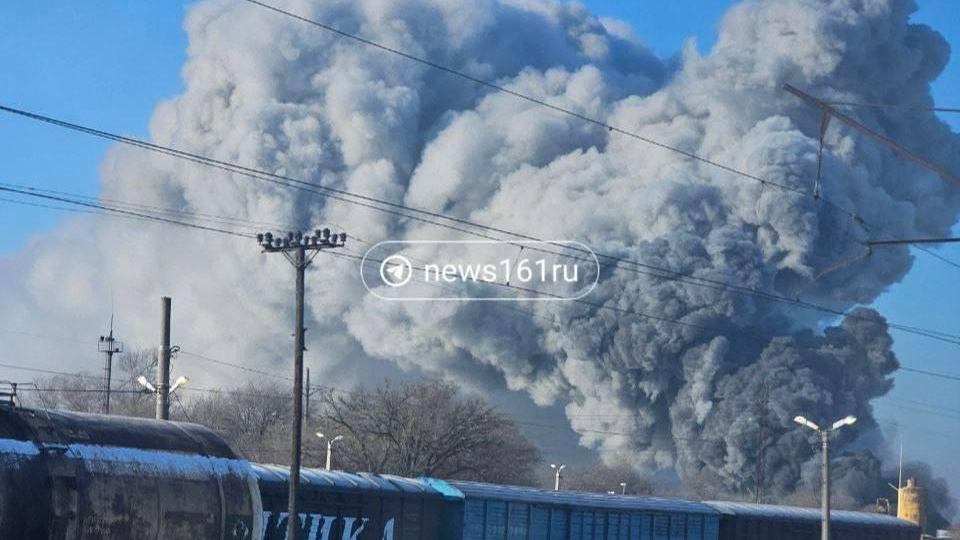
[260, 512, 391, 540]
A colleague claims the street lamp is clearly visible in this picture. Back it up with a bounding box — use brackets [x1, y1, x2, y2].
[619, 482, 628, 495]
[793, 414, 857, 540]
[316, 432, 344, 471]
[550, 463, 566, 491]
[136, 374, 189, 396]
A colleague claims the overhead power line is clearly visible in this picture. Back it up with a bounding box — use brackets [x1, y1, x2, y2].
[1, 27, 958, 348]
[784, 84, 960, 185]
[866, 237, 960, 247]
[237, 0, 870, 221]
[0, 361, 105, 381]
[0, 184, 252, 238]
[327, 249, 960, 354]
[5, 177, 960, 350]
[824, 100, 960, 114]
[238, 0, 960, 275]
[899, 366, 960, 382]
[2, 116, 959, 349]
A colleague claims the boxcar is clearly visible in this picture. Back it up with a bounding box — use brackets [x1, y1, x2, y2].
[705, 501, 920, 540]
[447, 480, 721, 540]
[254, 464, 461, 540]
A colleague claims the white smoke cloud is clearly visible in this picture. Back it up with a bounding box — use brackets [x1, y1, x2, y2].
[2, 0, 958, 505]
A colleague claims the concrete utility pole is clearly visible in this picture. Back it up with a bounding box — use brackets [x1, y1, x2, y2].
[157, 297, 172, 421]
[794, 414, 858, 540]
[256, 229, 347, 540]
[98, 314, 123, 415]
[550, 463, 566, 491]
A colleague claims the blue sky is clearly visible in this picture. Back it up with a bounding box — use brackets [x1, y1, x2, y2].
[1, 0, 958, 496]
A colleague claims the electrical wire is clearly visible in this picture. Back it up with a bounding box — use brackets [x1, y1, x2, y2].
[824, 101, 960, 114]
[239, 0, 960, 281]
[6, 178, 960, 356]
[0, 10, 956, 313]
[0, 184, 253, 238]
[5, 176, 960, 350]
[237, 0, 864, 217]
[899, 366, 960, 382]
[0, 181, 320, 234]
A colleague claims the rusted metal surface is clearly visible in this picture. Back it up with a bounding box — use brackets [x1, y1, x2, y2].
[0, 404, 259, 540]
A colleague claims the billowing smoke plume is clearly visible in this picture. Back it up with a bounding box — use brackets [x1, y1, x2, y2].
[2, 0, 958, 510]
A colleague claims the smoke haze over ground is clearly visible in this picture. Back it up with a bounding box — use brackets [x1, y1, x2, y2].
[1, 0, 958, 518]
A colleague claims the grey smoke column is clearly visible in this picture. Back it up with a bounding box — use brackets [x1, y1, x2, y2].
[1, 0, 958, 507]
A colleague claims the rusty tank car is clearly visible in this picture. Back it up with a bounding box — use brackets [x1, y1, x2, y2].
[0, 400, 260, 539]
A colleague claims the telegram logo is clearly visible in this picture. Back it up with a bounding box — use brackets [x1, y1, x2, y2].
[379, 254, 413, 287]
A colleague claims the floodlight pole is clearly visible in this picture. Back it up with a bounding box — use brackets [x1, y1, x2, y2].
[550, 463, 566, 491]
[794, 415, 857, 540]
[257, 229, 346, 540]
[820, 429, 830, 540]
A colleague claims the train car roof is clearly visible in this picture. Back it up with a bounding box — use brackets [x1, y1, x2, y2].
[252, 464, 455, 498]
[447, 480, 720, 515]
[0, 405, 239, 458]
[703, 501, 919, 528]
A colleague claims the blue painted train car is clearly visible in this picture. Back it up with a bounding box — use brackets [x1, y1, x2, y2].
[705, 501, 919, 540]
[254, 465, 721, 540]
[255, 466, 922, 540]
[253, 464, 462, 540]
[447, 480, 720, 540]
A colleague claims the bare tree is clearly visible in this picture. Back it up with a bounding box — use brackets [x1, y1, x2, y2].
[319, 379, 540, 484]
[547, 456, 654, 495]
[20, 368, 540, 485]
[187, 381, 291, 464]
[21, 348, 156, 417]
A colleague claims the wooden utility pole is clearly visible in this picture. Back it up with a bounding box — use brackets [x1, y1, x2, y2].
[256, 229, 346, 540]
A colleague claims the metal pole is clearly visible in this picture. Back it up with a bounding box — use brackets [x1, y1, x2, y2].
[99, 315, 122, 415]
[102, 333, 114, 415]
[821, 429, 830, 540]
[325, 440, 332, 471]
[554, 469, 561, 491]
[157, 297, 171, 421]
[288, 245, 306, 540]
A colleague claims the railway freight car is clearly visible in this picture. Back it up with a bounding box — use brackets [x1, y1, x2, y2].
[0, 402, 925, 540]
[705, 501, 920, 540]
[0, 402, 260, 539]
[255, 466, 722, 540]
[446, 480, 720, 540]
[253, 464, 462, 540]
